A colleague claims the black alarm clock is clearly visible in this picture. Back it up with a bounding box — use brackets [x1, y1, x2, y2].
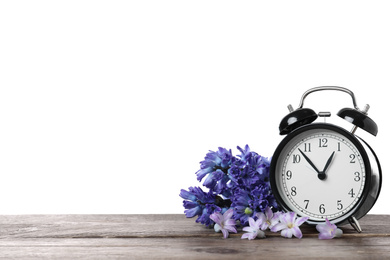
[269, 86, 382, 232]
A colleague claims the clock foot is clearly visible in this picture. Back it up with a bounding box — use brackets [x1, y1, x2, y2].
[348, 216, 362, 233]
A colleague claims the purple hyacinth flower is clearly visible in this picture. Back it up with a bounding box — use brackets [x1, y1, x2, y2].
[241, 217, 266, 240]
[210, 208, 237, 239]
[195, 147, 234, 195]
[271, 212, 309, 239]
[316, 218, 343, 239]
[237, 144, 252, 163]
[256, 206, 281, 231]
[196, 148, 232, 182]
[179, 187, 218, 226]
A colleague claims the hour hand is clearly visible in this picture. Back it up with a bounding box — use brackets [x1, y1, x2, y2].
[298, 148, 321, 174]
[322, 151, 335, 174]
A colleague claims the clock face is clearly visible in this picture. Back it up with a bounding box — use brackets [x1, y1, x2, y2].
[271, 124, 370, 223]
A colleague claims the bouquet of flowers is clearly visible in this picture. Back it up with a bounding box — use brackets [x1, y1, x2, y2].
[179, 145, 277, 227]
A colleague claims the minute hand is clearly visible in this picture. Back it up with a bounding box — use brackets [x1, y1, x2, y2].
[298, 148, 321, 174]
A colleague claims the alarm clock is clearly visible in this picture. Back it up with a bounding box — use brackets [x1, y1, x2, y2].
[269, 86, 382, 232]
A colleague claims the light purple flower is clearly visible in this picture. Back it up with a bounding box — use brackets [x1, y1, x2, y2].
[210, 208, 237, 239]
[271, 212, 309, 239]
[256, 207, 281, 231]
[316, 218, 343, 239]
[241, 217, 266, 240]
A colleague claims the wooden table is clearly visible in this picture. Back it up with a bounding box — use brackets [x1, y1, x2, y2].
[0, 214, 389, 259]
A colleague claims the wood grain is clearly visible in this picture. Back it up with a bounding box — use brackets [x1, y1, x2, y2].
[0, 214, 389, 259]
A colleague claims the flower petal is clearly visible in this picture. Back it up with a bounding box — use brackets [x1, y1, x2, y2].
[221, 229, 229, 239]
[224, 225, 237, 234]
[265, 207, 273, 219]
[335, 228, 343, 238]
[196, 167, 213, 181]
[243, 226, 254, 232]
[183, 201, 198, 209]
[241, 233, 251, 239]
[248, 217, 256, 228]
[257, 212, 266, 223]
[203, 172, 216, 188]
[184, 206, 201, 218]
[179, 189, 196, 201]
[209, 212, 223, 225]
[224, 219, 236, 226]
[269, 212, 282, 229]
[241, 231, 257, 240]
[247, 233, 257, 240]
[256, 230, 266, 239]
[316, 223, 330, 234]
[260, 222, 268, 231]
[318, 232, 333, 240]
[284, 212, 296, 224]
[271, 222, 287, 232]
[257, 213, 268, 230]
[291, 226, 303, 239]
[214, 223, 221, 233]
[223, 208, 234, 220]
[295, 216, 309, 226]
[281, 228, 293, 238]
[255, 218, 263, 229]
[272, 211, 282, 221]
[327, 220, 337, 231]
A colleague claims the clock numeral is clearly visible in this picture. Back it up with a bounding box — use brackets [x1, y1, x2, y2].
[337, 142, 341, 152]
[354, 172, 361, 182]
[304, 143, 311, 152]
[292, 154, 301, 164]
[304, 200, 309, 209]
[319, 204, 325, 214]
[291, 186, 297, 196]
[350, 154, 356, 163]
[286, 170, 293, 180]
[348, 188, 355, 198]
[337, 200, 343, 210]
[319, 138, 328, 148]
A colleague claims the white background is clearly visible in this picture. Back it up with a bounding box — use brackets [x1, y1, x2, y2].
[0, 1, 389, 214]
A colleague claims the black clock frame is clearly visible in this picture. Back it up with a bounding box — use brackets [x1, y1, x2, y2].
[270, 123, 382, 227]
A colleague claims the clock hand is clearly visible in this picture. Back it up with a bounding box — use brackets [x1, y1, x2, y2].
[315, 151, 335, 181]
[322, 151, 335, 174]
[298, 148, 321, 174]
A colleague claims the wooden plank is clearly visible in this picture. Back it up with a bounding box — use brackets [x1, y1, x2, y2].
[0, 214, 389, 259]
[0, 237, 390, 259]
[1, 214, 389, 238]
